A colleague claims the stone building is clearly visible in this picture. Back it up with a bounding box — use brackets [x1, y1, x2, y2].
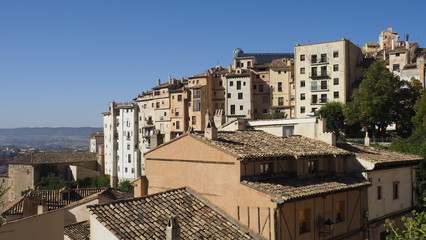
[294, 39, 364, 118]
[144, 124, 370, 240]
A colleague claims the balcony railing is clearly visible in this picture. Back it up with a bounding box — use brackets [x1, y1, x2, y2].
[311, 98, 329, 104]
[310, 73, 330, 79]
[311, 85, 329, 91]
[311, 57, 329, 65]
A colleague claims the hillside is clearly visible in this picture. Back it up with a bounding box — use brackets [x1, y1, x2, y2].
[0, 127, 102, 150]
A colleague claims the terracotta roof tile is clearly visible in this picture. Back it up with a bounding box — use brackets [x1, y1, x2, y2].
[337, 143, 423, 167]
[241, 174, 369, 201]
[10, 152, 97, 165]
[88, 188, 257, 240]
[64, 220, 90, 240]
[192, 131, 349, 160]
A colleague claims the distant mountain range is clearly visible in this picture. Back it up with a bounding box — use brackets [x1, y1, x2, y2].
[0, 127, 102, 150]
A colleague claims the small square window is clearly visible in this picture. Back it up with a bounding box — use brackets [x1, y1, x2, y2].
[333, 64, 339, 71]
[333, 78, 339, 85]
[300, 106, 305, 114]
[300, 80, 306, 87]
[240, 105, 243, 110]
[230, 81, 234, 86]
[238, 93, 243, 99]
[300, 68, 305, 74]
[334, 91, 339, 99]
[227, 93, 231, 98]
[259, 84, 264, 92]
[300, 93, 305, 100]
[333, 51, 339, 58]
[300, 54, 305, 61]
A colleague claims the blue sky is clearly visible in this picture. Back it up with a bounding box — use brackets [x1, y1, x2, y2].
[0, 0, 425, 128]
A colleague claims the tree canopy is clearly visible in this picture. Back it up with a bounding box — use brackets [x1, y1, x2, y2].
[316, 101, 345, 140]
[344, 60, 421, 137]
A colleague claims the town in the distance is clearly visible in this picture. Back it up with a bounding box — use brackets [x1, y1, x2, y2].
[1, 27, 425, 240]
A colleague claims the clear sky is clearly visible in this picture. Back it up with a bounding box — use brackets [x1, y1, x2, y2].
[1, 0, 425, 128]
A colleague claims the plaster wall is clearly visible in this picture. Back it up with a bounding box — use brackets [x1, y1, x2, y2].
[63, 198, 99, 226]
[90, 214, 119, 240]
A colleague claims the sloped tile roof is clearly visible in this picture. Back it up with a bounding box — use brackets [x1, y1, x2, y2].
[1, 188, 104, 215]
[10, 152, 97, 165]
[64, 220, 90, 240]
[337, 143, 423, 167]
[192, 131, 349, 160]
[241, 174, 369, 201]
[88, 188, 257, 240]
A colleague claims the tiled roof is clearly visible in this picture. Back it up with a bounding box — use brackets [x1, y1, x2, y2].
[1, 188, 104, 215]
[10, 152, 97, 165]
[64, 221, 90, 240]
[100, 188, 133, 200]
[241, 174, 369, 201]
[269, 59, 292, 68]
[192, 131, 349, 160]
[337, 143, 423, 167]
[88, 188, 257, 240]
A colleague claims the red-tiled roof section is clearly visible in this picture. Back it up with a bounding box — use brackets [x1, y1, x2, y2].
[193, 131, 349, 160]
[10, 152, 97, 165]
[337, 143, 423, 167]
[88, 188, 257, 240]
[241, 174, 369, 201]
[64, 221, 90, 240]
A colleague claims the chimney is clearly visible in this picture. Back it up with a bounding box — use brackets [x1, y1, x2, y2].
[228, 64, 232, 73]
[150, 129, 163, 149]
[364, 131, 371, 147]
[166, 216, 180, 240]
[158, 79, 161, 86]
[204, 111, 218, 140]
[132, 176, 149, 198]
[388, 27, 392, 32]
[23, 196, 40, 217]
[37, 201, 48, 214]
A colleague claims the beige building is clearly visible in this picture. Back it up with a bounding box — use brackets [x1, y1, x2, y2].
[341, 143, 422, 240]
[226, 49, 295, 120]
[294, 39, 363, 118]
[144, 123, 370, 240]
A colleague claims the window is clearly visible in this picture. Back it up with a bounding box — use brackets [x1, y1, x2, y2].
[177, 95, 182, 101]
[156, 102, 160, 108]
[127, 144, 130, 150]
[260, 162, 273, 176]
[176, 121, 180, 129]
[333, 51, 339, 58]
[311, 67, 317, 76]
[312, 94, 318, 104]
[393, 64, 400, 71]
[243, 81, 246, 86]
[320, 94, 327, 103]
[230, 105, 235, 114]
[240, 105, 243, 110]
[300, 106, 305, 114]
[283, 126, 294, 137]
[238, 93, 243, 99]
[253, 84, 257, 90]
[300, 93, 305, 100]
[278, 71, 281, 74]
[259, 84, 264, 92]
[263, 95, 269, 103]
[335, 201, 345, 223]
[241, 62, 244, 67]
[125, 167, 128, 173]
[128, 154, 131, 163]
[333, 64, 339, 71]
[131, 168, 134, 173]
[300, 67, 305, 74]
[300, 54, 305, 61]
[393, 181, 399, 199]
[321, 80, 327, 90]
[321, 53, 327, 62]
[307, 160, 318, 174]
[377, 186, 382, 200]
[334, 91, 339, 98]
[193, 100, 201, 112]
[278, 97, 284, 106]
[278, 82, 282, 92]
[193, 89, 201, 98]
[311, 81, 318, 91]
[321, 66, 327, 76]
[192, 116, 196, 125]
[299, 209, 311, 234]
[230, 81, 234, 86]
[333, 78, 339, 85]
[396, 53, 400, 57]
[300, 80, 305, 87]
[237, 81, 241, 90]
[227, 93, 231, 98]
[175, 108, 180, 116]
[311, 55, 317, 63]
[247, 61, 251, 67]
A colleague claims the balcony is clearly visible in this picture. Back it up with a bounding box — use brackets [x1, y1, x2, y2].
[310, 73, 330, 79]
[311, 98, 328, 104]
[310, 58, 329, 65]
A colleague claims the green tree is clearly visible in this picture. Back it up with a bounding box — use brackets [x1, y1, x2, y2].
[413, 92, 426, 129]
[38, 172, 67, 190]
[316, 101, 345, 140]
[344, 60, 419, 138]
[78, 175, 110, 188]
[118, 180, 133, 192]
[384, 201, 426, 239]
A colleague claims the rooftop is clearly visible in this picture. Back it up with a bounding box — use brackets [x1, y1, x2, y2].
[64, 221, 90, 240]
[191, 130, 349, 160]
[242, 174, 369, 202]
[88, 188, 257, 240]
[233, 48, 294, 64]
[337, 143, 423, 168]
[10, 151, 97, 165]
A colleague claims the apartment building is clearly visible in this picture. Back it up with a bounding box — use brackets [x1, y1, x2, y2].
[294, 39, 363, 118]
[226, 48, 294, 120]
[102, 102, 141, 187]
